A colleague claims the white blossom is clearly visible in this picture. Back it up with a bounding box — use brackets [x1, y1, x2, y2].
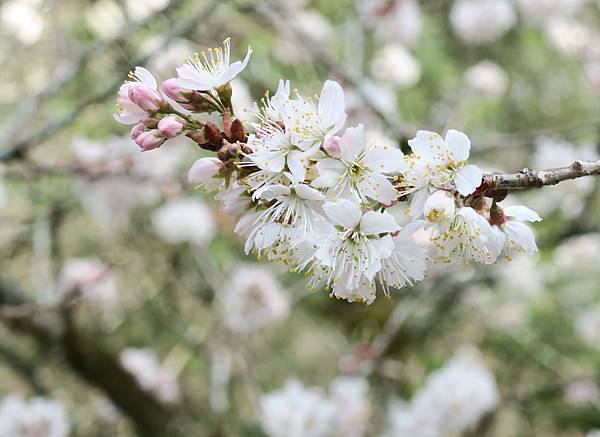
[310, 199, 399, 304]
[1, 0, 44, 45]
[370, 44, 421, 89]
[58, 258, 118, 308]
[464, 60, 509, 97]
[260, 379, 336, 437]
[221, 265, 289, 334]
[151, 198, 215, 246]
[329, 377, 371, 437]
[575, 305, 600, 349]
[312, 124, 403, 205]
[405, 130, 483, 213]
[450, 0, 517, 45]
[0, 395, 70, 437]
[386, 346, 499, 437]
[489, 205, 542, 259]
[175, 37, 252, 91]
[120, 348, 181, 404]
[357, 0, 422, 48]
[515, 0, 585, 24]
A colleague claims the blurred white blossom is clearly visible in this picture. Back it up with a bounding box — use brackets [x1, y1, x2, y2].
[0, 395, 70, 437]
[553, 233, 600, 273]
[544, 18, 590, 56]
[357, 0, 422, 48]
[260, 379, 336, 437]
[565, 379, 599, 406]
[1, 0, 44, 45]
[386, 346, 499, 437]
[58, 258, 118, 309]
[125, 0, 170, 22]
[120, 348, 181, 404]
[585, 60, 600, 94]
[464, 60, 509, 97]
[221, 265, 289, 334]
[370, 44, 421, 88]
[575, 305, 600, 348]
[450, 0, 517, 45]
[329, 377, 371, 437]
[515, 0, 585, 24]
[152, 198, 215, 246]
[85, 0, 125, 40]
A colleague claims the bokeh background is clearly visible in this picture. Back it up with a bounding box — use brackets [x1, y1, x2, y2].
[1, 0, 600, 435]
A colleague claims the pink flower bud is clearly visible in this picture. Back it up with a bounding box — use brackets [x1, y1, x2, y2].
[161, 78, 190, 102]
[135, 129, 165, 151]
[130, 122, 146, 140]
[188, 157, 222, 185]
[324, 135, 342, 158]
[128, 84, 163, 112]
[158, 115, 184, 139]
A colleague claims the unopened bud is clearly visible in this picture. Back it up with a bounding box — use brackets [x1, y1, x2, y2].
[161, 78, 191, 102]
[188, 157, 222, 185]
[135, 129, 165, 151]
[216, 83, 233, 102]
[324, 135, 342, 158]
[158, 115, 184, 139]
[130, 122, 146, 140]
[128, 84, 163, 112]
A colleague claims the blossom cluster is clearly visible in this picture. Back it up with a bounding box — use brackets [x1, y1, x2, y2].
[114, 37, 542, 304]
[260, 377, 371, 437]
[386, 346, 499, 437]
[0, 395, 70, 437]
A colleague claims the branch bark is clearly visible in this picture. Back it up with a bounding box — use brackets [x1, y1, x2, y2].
[485, 160, 600, 191]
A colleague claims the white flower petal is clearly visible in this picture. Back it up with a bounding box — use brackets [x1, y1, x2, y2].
[445, 129, 471, 162]
[323, 199, 362, 229]
[295, 184, 325, 201]
[505, 221, 538, 254]
[312, 158, 346, 188]
[408, 130, 442, 162]
[134, 66, 157, 89]
[340, 124, 366, 162]
[362, 145, 404, 173]
[318, 80, 346, 133]
[504, 205, 542, 222]
[360, 211, 399, 235]
[287, 150, 306, 182]
[356, 173, 398, 204]
[454, 164, 483, 196]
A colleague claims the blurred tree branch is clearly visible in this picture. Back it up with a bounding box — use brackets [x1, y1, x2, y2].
[0, 279, 196, 437]
[0, 0, 188, 147]
[0, 0, 222, 163]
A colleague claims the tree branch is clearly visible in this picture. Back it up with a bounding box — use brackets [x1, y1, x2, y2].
[485, 160, 600, 191]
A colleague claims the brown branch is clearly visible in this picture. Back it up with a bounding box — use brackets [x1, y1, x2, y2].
[0, 280, 191, 437]
[485, 160, 600, 191]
